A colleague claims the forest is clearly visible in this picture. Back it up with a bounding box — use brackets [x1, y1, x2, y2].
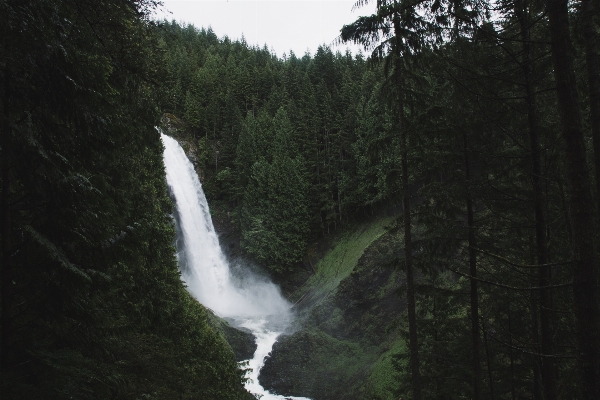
[2, 0, 600, 399]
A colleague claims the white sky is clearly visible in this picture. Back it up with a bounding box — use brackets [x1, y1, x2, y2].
[154, 0, 378, 58]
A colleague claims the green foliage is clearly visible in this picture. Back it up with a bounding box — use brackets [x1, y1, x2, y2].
[261, 225, 407, 400]
[0, 1, 251, 398]
[10, 1, 592, 397]
[240, 109, 310, 273]
[360, 340, 407, 400]
[155, 23, 383, 259]
[292, 217, 392, 305]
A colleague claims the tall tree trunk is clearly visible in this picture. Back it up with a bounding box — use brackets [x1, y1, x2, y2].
[528, 235, 543, 400]
[530, 291, 543, 400]
[515, 1, 558, 397]
[394, 11, 422, 400]
[401, 95, 422, 400]
[1, 69, 12, 371]
[546, 0, 600, 397]
[508, 302, 516, 400]
[463, 132, 481, 400]
[483, 319, 496, 400]
[582, 0, 600, 216]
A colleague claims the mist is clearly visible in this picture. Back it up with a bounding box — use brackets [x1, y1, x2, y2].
[162, 132, 292, 321]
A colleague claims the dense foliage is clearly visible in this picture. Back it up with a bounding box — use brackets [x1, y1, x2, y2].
[2, 0, 599, 397]
[155, 22, 392, 273]
[0, 1, 251, 398]
[155, 0, 600, 397]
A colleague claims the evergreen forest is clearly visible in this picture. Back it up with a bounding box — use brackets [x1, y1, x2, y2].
[2, 0, 600, 399]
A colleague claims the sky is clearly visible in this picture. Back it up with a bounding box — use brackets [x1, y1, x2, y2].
[153, 0, 378, 58]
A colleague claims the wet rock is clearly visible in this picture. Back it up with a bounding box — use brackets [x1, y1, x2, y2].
[260, 230, 408, 399]
[206, 312, 257, 361]
[221, 321, 257, 361]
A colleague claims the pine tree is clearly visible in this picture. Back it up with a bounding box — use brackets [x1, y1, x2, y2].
[240, 108, 309, 273]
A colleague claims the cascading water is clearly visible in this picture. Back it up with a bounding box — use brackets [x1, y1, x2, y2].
[161, 133, 310, 400]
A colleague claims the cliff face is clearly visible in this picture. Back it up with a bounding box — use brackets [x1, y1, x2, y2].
[260, 221, 409, 400]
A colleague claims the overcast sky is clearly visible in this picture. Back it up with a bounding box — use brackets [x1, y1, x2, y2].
[153, 1, 377, 58]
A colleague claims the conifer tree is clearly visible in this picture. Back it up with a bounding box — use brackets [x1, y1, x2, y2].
[0, 2, 252, 398]
[240, 108, 309, 273]
[546, 0, 600, 396]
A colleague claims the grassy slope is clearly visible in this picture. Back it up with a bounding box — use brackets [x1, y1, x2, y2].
[261, 218, 410, 400]
[291, 218, 392, 309]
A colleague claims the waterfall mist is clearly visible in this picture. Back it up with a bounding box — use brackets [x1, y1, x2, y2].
[162, 133, 310, 400]
[161, 133, 291, 321]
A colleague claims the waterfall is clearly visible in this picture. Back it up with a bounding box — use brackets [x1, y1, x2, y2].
[161, 133, 310, 400]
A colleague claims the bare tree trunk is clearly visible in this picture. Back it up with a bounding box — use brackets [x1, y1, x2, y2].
[508, 302, 516, 400]
[402, 97, 422, 400]
[515, 1, 558, 397]
[546, 0, 600, 397]
[528, 235, 543, 400]
[530, 291, 543, 400]
[394, 11, 421, 399]
[483, 319, 496, 400]
[582, 0, 600, 216]
[1, 68, 12, 371]
[463, 132, 481, 400]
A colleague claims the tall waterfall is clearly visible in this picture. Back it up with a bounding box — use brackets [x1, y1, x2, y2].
[161, 133, 309, 400]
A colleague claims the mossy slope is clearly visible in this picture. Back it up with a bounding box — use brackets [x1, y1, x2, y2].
[291, 218, 391, 310]
[260, 221, 409, 399]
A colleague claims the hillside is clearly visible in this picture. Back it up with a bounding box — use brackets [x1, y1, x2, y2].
[4, 0, 600, 398]
[261, 219, 407, 399]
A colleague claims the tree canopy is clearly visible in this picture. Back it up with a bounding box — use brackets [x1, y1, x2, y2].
[0, 1, 251, 398]
[154, 0, 600, 397]
[2, 0, 600, 398]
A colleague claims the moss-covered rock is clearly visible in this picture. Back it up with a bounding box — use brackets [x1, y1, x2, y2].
[206, 311, 257, 361]
[260, 224, 409, 400]
[260, 329, 377, 399]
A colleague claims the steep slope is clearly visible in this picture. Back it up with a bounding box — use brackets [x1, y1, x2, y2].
[261, 220, 409, 400]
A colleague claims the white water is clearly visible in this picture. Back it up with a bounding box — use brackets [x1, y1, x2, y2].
[161, 133, 310, 400]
